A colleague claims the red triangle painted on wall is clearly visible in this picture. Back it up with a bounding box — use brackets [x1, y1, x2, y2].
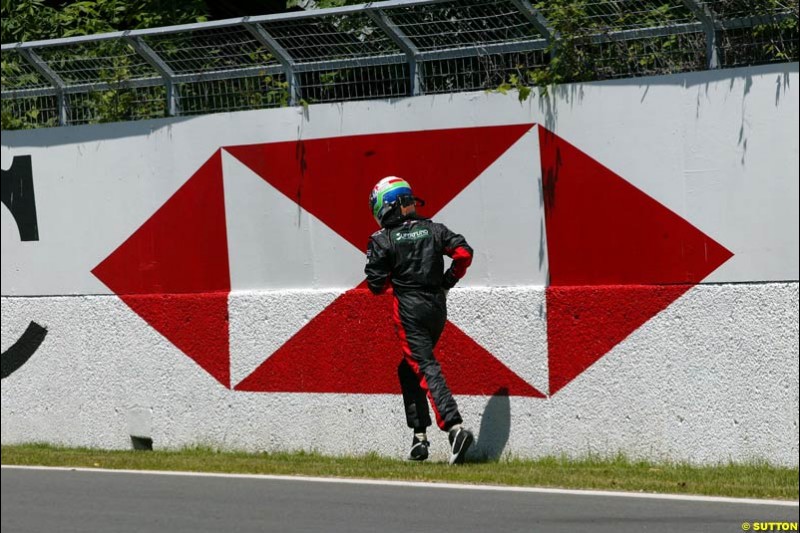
[92, 151, 231, 388]
[539, 127, 733, 395]
[235, 283, 543, 397]
[119, 292, 230, 387]
[228, 126, 542, 397]
[546, 284, 692, 395]
[225, 124, 533, 250]
[539, 127, 733, 287]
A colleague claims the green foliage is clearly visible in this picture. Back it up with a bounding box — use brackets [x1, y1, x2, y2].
[496, 0, 798, 101]
[298, 0, 363, 8]
[1, 0, 208, 44]
[263, 75, 291, 108]
[1, 0, 210, 129]
[1, 100, 57, 129]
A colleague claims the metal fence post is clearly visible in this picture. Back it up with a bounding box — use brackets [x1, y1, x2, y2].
[18, 48, 68, 126]
[367, 8, 423, 96]
[683, 0, 721, 69]
[243, 19, 301, 105]
[510, 0, 558, 59]
[126, 35, 180, 116]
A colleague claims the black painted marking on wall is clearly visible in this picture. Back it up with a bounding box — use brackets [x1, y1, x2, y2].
[130, 436, 154, 451]
[1, 155, 40, 241]
[1, 322, 47, 379]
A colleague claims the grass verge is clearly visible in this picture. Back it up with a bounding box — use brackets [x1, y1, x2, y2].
[2, 443, 797, 501]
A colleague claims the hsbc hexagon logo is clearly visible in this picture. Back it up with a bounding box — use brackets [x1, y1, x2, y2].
[91, 124, 732, 398]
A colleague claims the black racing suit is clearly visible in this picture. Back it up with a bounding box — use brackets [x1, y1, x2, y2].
[365, 213, 473, 432]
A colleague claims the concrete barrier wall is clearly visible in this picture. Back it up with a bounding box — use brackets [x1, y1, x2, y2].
[2, 63, 798, 465]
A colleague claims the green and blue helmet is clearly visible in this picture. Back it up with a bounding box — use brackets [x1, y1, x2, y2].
[369, 176, 414, 226]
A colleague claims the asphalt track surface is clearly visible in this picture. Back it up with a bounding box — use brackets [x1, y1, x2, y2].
[2, 466, 798, 533]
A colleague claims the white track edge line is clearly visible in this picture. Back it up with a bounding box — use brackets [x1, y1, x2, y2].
[2, 465, 797, 507]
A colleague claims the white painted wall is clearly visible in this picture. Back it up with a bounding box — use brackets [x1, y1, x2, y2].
[2, 63, 798, 465]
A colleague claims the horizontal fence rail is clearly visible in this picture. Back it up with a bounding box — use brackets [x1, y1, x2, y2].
[2, 0, 797, 128]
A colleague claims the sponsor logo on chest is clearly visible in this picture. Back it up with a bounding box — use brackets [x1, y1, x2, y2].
[394, 228, 430, 242]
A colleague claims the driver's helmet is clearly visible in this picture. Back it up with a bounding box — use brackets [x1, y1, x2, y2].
[369, 176, 413, 226]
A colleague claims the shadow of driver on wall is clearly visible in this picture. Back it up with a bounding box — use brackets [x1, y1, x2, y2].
[473, 387, 511, 462]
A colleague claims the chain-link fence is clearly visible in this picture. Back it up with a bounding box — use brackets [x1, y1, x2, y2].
[2, 0, 797, 129]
